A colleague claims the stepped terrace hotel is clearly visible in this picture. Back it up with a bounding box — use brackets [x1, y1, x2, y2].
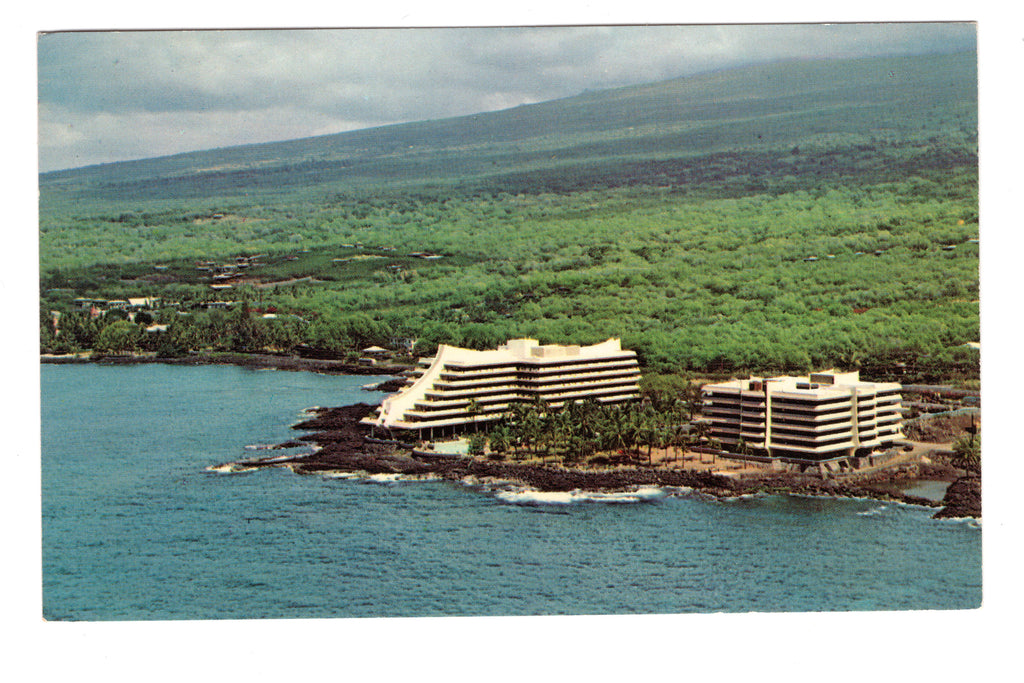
[363, 338, 641, 439]
[702, 371, 903, 460]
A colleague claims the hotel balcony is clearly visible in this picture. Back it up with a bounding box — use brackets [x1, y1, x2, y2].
[770, 408, 855, 423]
[516, 359, 639, 374]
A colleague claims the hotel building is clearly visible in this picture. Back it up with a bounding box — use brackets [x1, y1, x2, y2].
[363, 338, 641, 439]
[701, 370, 903, 460]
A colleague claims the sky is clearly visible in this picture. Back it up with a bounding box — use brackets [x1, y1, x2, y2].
[37, 23, 976, 172]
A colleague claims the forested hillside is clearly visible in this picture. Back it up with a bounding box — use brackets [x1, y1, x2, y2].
[39, 51, 979, 383]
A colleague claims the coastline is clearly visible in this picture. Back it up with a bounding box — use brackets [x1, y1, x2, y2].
[45, 354, 978, 517]
[226, 403, 982, 519]
[40, 351, 413, 377]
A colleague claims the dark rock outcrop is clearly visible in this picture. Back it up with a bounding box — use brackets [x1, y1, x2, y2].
[219, 403, 978, 518]
[362, 377, 407, 393]
[934, 476, 982, 519]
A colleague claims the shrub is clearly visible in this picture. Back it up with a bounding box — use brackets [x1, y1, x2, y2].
[950, 435, 980, 474]
[467, 432, 487, 456]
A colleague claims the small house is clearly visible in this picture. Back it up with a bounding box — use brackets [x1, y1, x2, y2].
[389, 337, 418, 354]
[127, 297, 161, 310]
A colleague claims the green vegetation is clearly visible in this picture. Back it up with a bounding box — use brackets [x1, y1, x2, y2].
[39, 52, 979, 384]
[482, 395, 694, 467]
[951, 434, 981, 473]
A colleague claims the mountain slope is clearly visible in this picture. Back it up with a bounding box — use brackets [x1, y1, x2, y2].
[38, 50, 979, 381]
[39, 51, 976, 202]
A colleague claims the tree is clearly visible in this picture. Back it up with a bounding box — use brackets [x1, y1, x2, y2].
[683, 382, 704, 420]
[636, 404, 659, 466]
[691, 420, 711, 445]
[58, 311, 101, 351]
[343, 313, 392, 349]
[460, 323, 503, 350]
[167, 316, 201, 355]
[466, 398, 482, 434]
[305, 315, 354, 353]
[524, 397, 546, 459]
[508, 402, 530, 459]
[488, 425, 510, 456]
[95, 320, 142, 354]
[950, 434, 980, 474]
[467, 432, 487, 457]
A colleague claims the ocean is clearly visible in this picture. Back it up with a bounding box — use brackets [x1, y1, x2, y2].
[40, 363, 981, 620]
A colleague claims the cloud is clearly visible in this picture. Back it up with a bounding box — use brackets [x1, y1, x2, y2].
[37, 101, 372, 171]
[37, 24, 976, 171]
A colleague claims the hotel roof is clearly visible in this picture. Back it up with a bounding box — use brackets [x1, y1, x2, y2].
[434, 338, 632, 367]
[706, 370, 900, 398]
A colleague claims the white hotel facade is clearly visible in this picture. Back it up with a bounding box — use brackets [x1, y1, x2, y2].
[363, 338, 641, 439]
[702, 370, 903, 460]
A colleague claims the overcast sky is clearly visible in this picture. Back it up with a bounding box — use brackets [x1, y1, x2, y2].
[37, 23, 975, 172]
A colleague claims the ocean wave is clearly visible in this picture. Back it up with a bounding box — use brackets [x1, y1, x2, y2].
[857, 505, 888, 516]
[319, 470, 443, 484]
[495, 490, 576, 505]
[321, 471, 362, 479]
[934, 515, 982, 527]
[366, 473, 404, 484]
[634, 485, 671, 498]
[252, 454, 296, 464]
[205, 463, 258, 474]
[244, 444, 277, 451]
[724, 492, 762, 500]
[661, 485, 694, 495]
[495, 486, 671, 506]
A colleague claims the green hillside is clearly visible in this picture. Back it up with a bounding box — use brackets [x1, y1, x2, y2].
[39, 51, 979, 383]
[40, 52, 975, 200]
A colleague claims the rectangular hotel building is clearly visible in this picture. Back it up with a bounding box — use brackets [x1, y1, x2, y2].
[702, 371, 903, 460]
[363, 338, 641, 438]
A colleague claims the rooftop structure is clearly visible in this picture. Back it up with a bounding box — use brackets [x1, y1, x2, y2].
[363, 338, 641, 439]
[702, 370, 903, 460]
[127, 297, 161, 309]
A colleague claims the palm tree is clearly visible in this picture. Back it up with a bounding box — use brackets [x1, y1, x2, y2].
[691, 420, 711, 444]
[635, 404, 658, 466]
[558, 408, 577, 464]
[604, 405, 629, 453]
[522, 400, 543, 458]
[466, 397, 482, 434]
[684, 382, 704, 421]
[488, 425, 510, 457]
[531, 396, 550, 461]
[951, 434, 981, 474]
[668, 398, 689, 463]
[509, 401, 529, 458]
[689, 420, 713, 464]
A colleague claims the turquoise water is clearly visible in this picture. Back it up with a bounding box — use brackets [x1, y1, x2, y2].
[41, 364, 982, 620]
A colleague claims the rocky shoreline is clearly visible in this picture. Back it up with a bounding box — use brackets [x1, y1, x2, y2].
[227, 403, 981, 519]
[933, 475, 982, 519]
